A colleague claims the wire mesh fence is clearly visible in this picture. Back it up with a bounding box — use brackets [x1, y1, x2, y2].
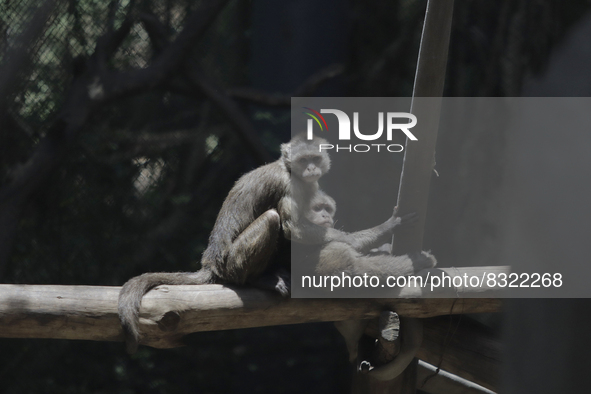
[1, 1, 196, 126]
[0, 1, 243, 285]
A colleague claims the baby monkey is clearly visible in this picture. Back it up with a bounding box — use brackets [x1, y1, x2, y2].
[300, 190, 435, 365]
[299, 190, 436, 279]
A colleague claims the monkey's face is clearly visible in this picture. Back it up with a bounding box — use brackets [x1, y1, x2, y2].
[296, 155, 325, 183]
[306, 202, 335, 228]
[283, 135, 331, 182]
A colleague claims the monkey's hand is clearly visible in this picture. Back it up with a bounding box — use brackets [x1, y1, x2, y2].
[375, 212, 418, 238]
[393, 212, 419, 230]
[378, 212, 418, 236]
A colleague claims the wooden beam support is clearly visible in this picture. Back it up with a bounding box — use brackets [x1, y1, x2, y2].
[364, 0, 456, 390]
[0, 283, 501, 348]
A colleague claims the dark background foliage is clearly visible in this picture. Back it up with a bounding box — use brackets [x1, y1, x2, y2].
[1, 0, 589, 392]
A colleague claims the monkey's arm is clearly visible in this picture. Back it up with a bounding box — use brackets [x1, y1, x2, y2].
[343, 214, 416, 254]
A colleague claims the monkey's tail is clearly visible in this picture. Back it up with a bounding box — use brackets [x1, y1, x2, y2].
[118, 269, 213, 354]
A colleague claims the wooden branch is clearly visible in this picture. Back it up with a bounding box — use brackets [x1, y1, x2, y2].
[0, 279, 501, 390]
[96, 12, 133, 68]
[139, 12, 170, 53]
[293, 63, 345, 96]
[182, 68, 272, 163]
[361, 314, 501, 392]
[399, 265, 510, 297]
[0, 0, 56, 112]
[226, 88, 292, 106]
[0, 0, 56, 277]
[0, 0, 231, 276]
[227, 63, 345, 106]
[350, 264, 506, 391]
[0, 283, 501, 348]
[138, 10, 271, 163]
[393, 0, 455, 255]
[108, 0, 231, 95]
[366, 0, 455, 391]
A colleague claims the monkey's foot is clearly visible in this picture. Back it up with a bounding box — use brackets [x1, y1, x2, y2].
[273, 269, 291, 297]
[251, 269, 291, 297]
[410, 251, 437, 272]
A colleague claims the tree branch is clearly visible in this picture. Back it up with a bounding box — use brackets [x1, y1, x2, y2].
[0, 0, 231, 276]
[139, 11, 272, 163]
[182, 68, 272, 163]
[227, 63, 345, 106]
[110, 0, 231, 96]
[0, 283, 502, 347]
[0, 1, 56, 115]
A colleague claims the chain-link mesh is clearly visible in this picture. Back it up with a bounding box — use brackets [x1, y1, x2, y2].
[0, 0, 244, 286]
[1, 1, 159, 125]
[3, 1, 591, 393]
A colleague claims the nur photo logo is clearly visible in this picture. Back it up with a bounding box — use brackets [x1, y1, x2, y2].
[302, 107, 418, 153]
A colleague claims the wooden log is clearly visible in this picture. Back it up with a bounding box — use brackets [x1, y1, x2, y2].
[395, 266, 510, 298]
[349, 263, 505, 391]
[0, 283, 501, 348]
[366, 0, 455, 391]
[392, 0, 456, 255]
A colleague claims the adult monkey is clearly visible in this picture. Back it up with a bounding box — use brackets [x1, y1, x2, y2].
[119, 134, 410, 354]
[119, 133, 326, 353]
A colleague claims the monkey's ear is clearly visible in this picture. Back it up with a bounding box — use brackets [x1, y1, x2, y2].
[327, 195, 336, 212]
[280, 142, 292, 167]
[320, 151, 331, 173]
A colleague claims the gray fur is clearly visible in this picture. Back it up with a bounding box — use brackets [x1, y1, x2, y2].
[300, 190, 435, 364]
[302, 190, 436, 279]
[118, 134, 330, 354]
[118, 270, 212, 354]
